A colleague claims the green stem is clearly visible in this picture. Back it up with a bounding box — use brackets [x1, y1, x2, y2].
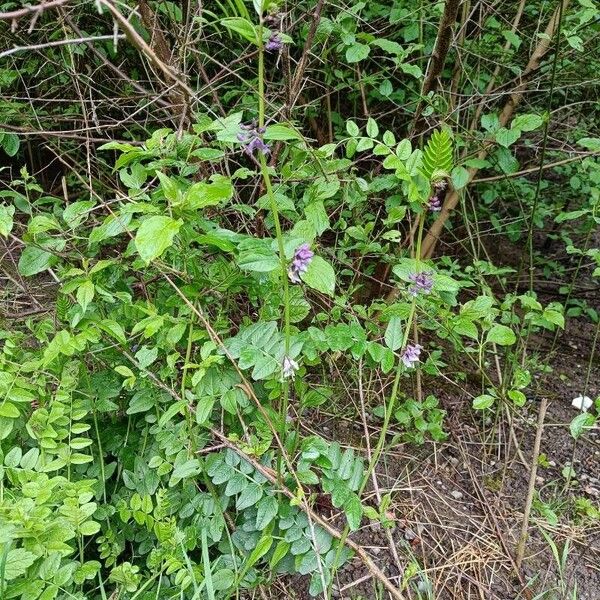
[182, 316, 197, 454]
[93, 409, 107, 504]
[328, 217, 426, 597]
[257, 18, 292, 479]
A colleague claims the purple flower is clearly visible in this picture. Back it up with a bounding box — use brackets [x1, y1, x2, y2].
[265, 33, 284, 52]
[288, 243, 314, 283]
[282, 356, 299, 379]
[428, 195, 442, 212]
[238, 121, 270, 157]
[401, 344, 422, 368]
[408, 271, 434, 296]
[428, 180, 447, 212]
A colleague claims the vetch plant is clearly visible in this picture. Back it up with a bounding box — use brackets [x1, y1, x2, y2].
[1, 0, 595, 597]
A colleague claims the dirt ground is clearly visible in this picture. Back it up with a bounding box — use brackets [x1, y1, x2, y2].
[268, 317, 599, 600]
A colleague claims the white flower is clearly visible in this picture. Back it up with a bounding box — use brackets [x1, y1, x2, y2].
[571, 395, 593, 412]
[282, 356, 299, 379]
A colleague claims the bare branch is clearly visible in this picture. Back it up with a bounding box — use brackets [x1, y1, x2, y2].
[0, 0, 71, 23]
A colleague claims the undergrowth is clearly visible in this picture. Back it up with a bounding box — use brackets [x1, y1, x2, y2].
[0, 0, 599, 598]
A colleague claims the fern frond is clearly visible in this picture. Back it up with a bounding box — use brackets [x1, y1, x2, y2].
[421, 129, 453, 180]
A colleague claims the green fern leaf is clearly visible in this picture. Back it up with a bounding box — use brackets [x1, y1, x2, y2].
[421, 130, 453, 180]
[55, 296, 71, 321]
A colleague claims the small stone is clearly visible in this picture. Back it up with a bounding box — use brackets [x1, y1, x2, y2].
[372, 547, 381, 555]
[549, 460, 557, 467]
[450, 490, 463, 500]
[449, 456, 459, 468]
[536, 476, 545, 485]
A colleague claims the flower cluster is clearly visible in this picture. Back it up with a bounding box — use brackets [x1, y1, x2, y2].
[265, 33, 284, 52]
[428, 195, 442, 212]
[427, 180, 447, 212]
[282, 356, 299, 379]
[238, 121, 270, 156]
[408, 271, 434, 296]
[401, 344, 423, 368]
[288, 243, 314, 283]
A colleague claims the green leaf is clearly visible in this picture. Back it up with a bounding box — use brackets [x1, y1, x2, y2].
[134, 345, 158, 369]
[4, 446, 22, 467]
[4, 548, 36, 580]
[379, 79, 393, 96]
[495, 127, 520, 147]
[255, 495, 278, 529]
[422, 130, 453, 180]
[400, 62, 422, 78]
[98, 319, 127, 344]
[80, 521, 101, 536]
[0, 204, 15, 237]
[155, 172, 179, 202]
[236, 482, 263, 510]
[1, 133, 20, 157]
[346, 120, 360, 137]
[366, 117, 379, 138]
[195, 396, 215, 425]
[344, 493, 363, 531]
[135, 216, 181, 263]
[472, 394, 495, 410]
[481, 113, 500, 132]
[502, 29, 521, 49]
[512, 113, 543, 132]
[451, 166, 469, 189]
[305, 201, 329, 236]
[221, 17, 258, 44]
[346, 42, 370, 63]
[301, 255, 335, 296]
[577, 137, 600, 151]
[507, 390, 526, 407]
[384, 316, 403, 351]
[213, 568, 235, 591]
[89, 212, 132, 245]
[570, 413, 595, 440]
[264, 125, 303, 141]
[0, 402, 19, 418]
[183, 176, 233, 210]
[269, 540, 290, 569]
[18, 246, 56, 276]
[171, 459, 201, 481]
[76, 280, 95, 312]
[237, 239, 280, 272]
[542, 309, 565, 329]
[63, 201, 95, 229]
[486, 324, 516, 346]
[127, 391, 155, 414]
[245, 533, 273, 570]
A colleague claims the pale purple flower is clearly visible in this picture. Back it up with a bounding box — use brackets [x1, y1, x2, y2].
[401, 344, 422, 368]
[408, 271, 434, 296]
[265, 33, 284, 52]
[428, 180, 447, 212]
[282, 356, 299, 379]
[428, 195, 442, 212]
[288, 243, 314, 283]
[238, 121, 270, 156]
